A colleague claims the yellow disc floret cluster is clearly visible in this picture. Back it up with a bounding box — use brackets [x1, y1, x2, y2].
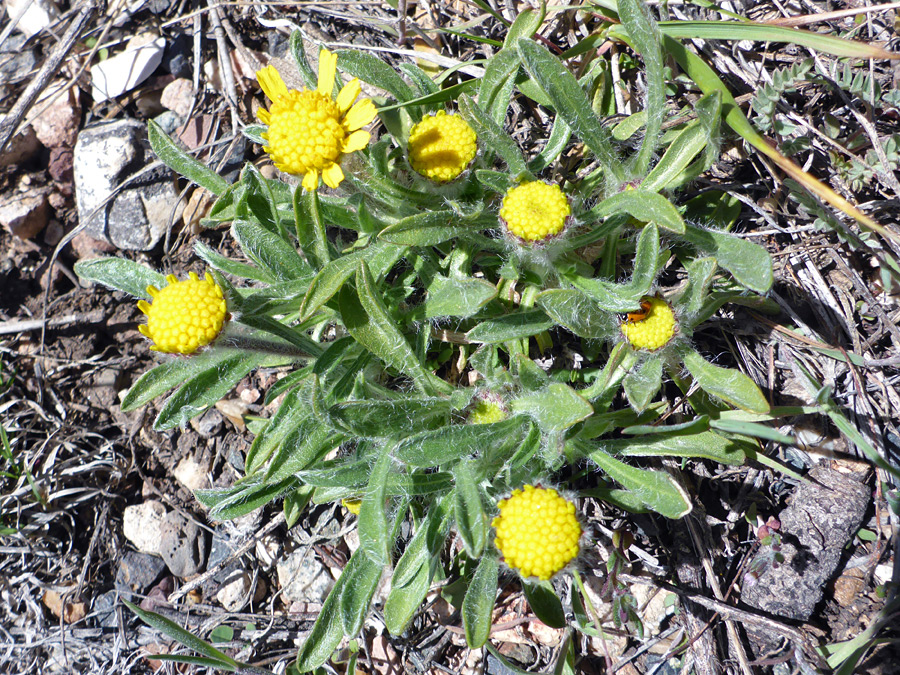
[492, 485, 581, 580]
[499, 181, 571, 243]
[256, 49, 377, 191]
[407, 111, 477, 183]
[620, 296, 676, 351]
[138, 272, 227, 354]
[467, 397, 507, 425]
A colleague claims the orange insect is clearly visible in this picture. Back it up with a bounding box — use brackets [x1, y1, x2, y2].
[625, 298, 653, 323]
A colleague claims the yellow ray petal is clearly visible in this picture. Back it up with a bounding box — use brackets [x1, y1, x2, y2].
[138, 324, 150, 336]
[342, 130, 370, 154]
[165, 274, 178, 284]
[317, 48, 337, 97]
[322, 162, 345, 188]
[257, 66, 288, 102]
[302, 169, 320, 191]
[343, 98, 377, 132]
[336, 78, 361, 113]
[257, 107, 271, 125]
[146, 285, 159, 298]
[137, 300, 152, 315]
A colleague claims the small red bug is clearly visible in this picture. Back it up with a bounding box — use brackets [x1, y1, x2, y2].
[625, 298, 653, 323]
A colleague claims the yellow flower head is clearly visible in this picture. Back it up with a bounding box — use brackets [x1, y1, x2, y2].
[255, 49, 377, 190]
[407, 111, 477, 183]
[499, 181, 571, 243]
[137, 272, 227, 354]
[492, 485, 581, 580]
[620, 296, 676, 351]
[468, 396, 508, 425]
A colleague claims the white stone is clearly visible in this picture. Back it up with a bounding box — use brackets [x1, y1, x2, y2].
[91, 36, 166, 102]
[74, 118, 184, 250]
[4, 0, 58, 38]
[216, 570, 251, 611]
[276, 550, 334, 604]
[173, 455, 209, 491]
[123, 501, 167, 555]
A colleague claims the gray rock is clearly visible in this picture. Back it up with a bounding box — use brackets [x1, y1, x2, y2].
[0, 34, 36, 86]
[153, 110, 183, 135]
[115, 551, 167, 599]
[741, 465, 869, 655]
[73, 118, 184, 251]
[160, 511, 208, 578]
[276, 550, 334, 604]
[163, 33, 192, 79]
[93, 590, 119, 628]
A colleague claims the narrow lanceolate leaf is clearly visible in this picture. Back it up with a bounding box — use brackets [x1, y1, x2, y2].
[147, 120, 229, 196]
[358, 446, 392, 567]
[453, 461, 487, 558]
[121, 354, 223, 411]
[568, 222, 661, 311]
[459, 94, 529, 179]
[681, 347, 770, 413]
[232, 219, 312, 282]
[623, 356, 663, 412]
[379, 209, 483, 246]
[602, 429, 749, 465]
[395, 417, 529, 467]
[341, 262, 450, 394]
[425, 275, 498, 319]
[340, 546, 383, 637]
[654, 20, 900, 60]
[466, 310, 554, 343]
[194, 241, 274, 283]
[578, 441, 692, 519]
[538, 289, 610, 338]
[618, 0, 665, 176]
[516, 38, 623, 183]
[641, 121, 708, 193]
[681, 223, 773, 293]
[155, 353, 259, 430]
[74, 258, 166, 300]
[123, 600, 239, 669]
[328, 398, 451, 438]
[265, 418, 340, 484]
[478, 47, 521, 125]
[462, 554, 500, 648]
[591, 190, 685, 234]
[336, 50, 417, 103]
[510, 383, 594, 432]
[296, 548, 371, 671]
[300, 241, 404, 321]
[245, 385, 310, 474]
[522, 581, 566, 629]
[385, 498, 452, 635]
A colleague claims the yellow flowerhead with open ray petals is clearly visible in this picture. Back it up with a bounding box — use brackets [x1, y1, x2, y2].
[255, 49, 377, 190]
[137, 272, 227, 355]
